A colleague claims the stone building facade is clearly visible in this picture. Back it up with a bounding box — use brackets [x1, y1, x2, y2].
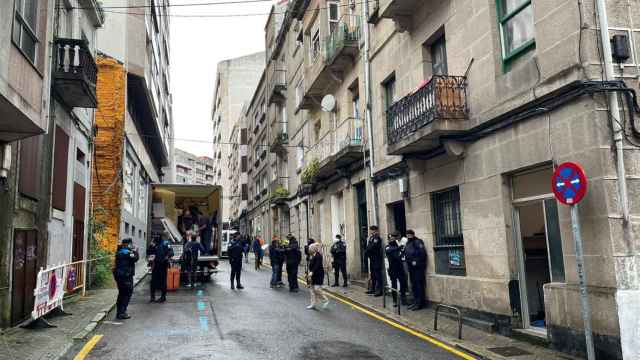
[233, 0, 640, 358]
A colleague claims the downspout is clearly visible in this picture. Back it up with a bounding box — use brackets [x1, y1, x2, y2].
[361, 0, 379, 228]
[595, 0, 630, 223]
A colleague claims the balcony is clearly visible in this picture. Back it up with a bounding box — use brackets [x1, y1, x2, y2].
[270, 131, 289, 155]
[270, 179, 290, 206]
[379, 0, 422, 32]
[387, 75, 468, 155]
[52, 38, 98, 108]
[303, 16, 361, 101]
[267, 67, 286, 104]
[305, 117, 366, 181]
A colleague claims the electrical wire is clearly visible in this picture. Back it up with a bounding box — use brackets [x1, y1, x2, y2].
[69, 0, 274, 9]
[93, 1, 368, 18]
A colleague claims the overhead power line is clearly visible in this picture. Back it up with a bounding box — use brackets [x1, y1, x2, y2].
[93, 1, 365, 18]
[68, 0, 274, 10]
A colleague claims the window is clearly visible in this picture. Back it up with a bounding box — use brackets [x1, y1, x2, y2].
[328, 1, 340, 33]
[297, 142, 305, 169]
[296, 81, 304, 109]
[123, 155, 135, 213]
[432, 187, 465, 276]
[497, 0, 535, 61]
[13, 0, 39, 63]
[430, 36, 448, 76]
[125, 223, 130, 235]
[383, 76, 396, 123]
[310, 29, 321, 62]
[52, 126, 70, 211]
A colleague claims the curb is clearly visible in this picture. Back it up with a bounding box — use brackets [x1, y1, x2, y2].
[71, 272, 148, 341]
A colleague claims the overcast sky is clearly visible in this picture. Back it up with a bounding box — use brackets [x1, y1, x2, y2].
[170, 0, 274, 157]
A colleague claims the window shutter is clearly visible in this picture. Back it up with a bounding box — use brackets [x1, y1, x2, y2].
[73, 183, 86, 221]
[19, 135, 42, 199]
[52, 126, 70, 211]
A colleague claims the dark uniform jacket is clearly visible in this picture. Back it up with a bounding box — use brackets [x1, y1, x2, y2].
[308, 252, 325, 285]
[405, 237, 427, 269]
[365, 234, 383, 270]
[228, 239, 244, 263]
[114, 246, 139, 281]
[384, 240, 405, 273]
[149, 240, 174, 269]
[330, 240, 347, 265]
[285, 241, 302, 265]
[269, 244, 285, 264]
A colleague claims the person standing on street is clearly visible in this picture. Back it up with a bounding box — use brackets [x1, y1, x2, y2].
[253, 236, 264, 270]
[385, 231, 408, 307]
[306, 243, 329, 310]
[276, 237, 286, 287]
[183, 231, 205, 288]
[365, 226, 384, 297]
[404, 229, 427, 310]
[148, 233, 174, 303]
[284, 234, 302, 292]
[242, 235, 250, 263]
[198, 213, 213, 255]
[330, 235, 348, 287]
[269, 239, 284, 288]
[228, 233, 244, 290]
[113, 238, 139, 319]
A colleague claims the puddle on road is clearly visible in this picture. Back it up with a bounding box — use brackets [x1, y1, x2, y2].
[298, 340, 383, 360]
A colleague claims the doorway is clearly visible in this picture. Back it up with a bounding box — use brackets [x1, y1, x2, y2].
[512, 167, 565, 333]
[388, 201, 407, 237]
[355, 183, 368, 273]
[11, 230, 38, 325]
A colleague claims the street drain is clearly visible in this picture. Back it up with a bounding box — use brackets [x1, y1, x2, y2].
[487, 346, 532, 357]
[299, 340, 382, 360]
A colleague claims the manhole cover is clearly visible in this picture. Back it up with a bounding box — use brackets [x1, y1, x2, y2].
[487, 346, 532, 357]
[299, 340, 382, 360]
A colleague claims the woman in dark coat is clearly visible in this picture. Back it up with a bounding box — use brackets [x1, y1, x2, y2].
[307, 243, 329, 310]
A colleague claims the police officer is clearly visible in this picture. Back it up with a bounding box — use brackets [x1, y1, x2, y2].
[284, 234, 302, 292]
[404, 229, 427, 310]
[228, 233, 244, 290]
[330, 235, 348, 287]
[385, 231, 407, 307]
[365, 225, 383, 297]
[113, 238, 139, 319]
[148, 233, 174, 303]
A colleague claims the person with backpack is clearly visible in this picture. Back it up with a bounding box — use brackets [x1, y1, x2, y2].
[228, 233, 244, 290]
[148, 233, 174, 303]
[330, 234, 348, 287]
[284, 234, 302, 292]
[113, 238, 139, 319]
[252, 236, 264, 270]
[183, 231, 205, 288]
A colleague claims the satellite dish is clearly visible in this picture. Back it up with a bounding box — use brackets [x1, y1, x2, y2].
[321, 95, 336, 112]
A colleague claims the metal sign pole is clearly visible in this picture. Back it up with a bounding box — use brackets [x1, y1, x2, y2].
[570, 204, 596, 360]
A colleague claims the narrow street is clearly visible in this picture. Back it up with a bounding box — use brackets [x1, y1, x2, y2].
[61, 262, 465, 360]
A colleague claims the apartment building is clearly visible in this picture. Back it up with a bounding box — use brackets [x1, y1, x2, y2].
[235, 0, 640, 358]
[93, 0, 173, 256]
[175, 148, 215, 185]
[211, 52, 265, 227]
[0, 0, 107, 327]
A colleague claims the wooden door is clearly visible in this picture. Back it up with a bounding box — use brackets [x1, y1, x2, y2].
[11, 230, 38, 325]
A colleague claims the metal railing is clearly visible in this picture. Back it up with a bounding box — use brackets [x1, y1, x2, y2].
[387, 75, 468, 145]
[325, 16, 361, 64]
[335, 116, 365, 153]
[306, 131, 335, 164]
[434, 304, 463, 339]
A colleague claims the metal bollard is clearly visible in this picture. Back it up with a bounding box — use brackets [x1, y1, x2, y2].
[434, 304, 463, 340]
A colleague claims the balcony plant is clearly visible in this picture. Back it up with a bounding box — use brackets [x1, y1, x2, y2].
[300, 159, 320, 185]
[271, 185, 290, 200]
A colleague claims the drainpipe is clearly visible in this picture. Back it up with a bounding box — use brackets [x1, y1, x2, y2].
[595, 0, 630, 223]
[361, 0, 380, 228]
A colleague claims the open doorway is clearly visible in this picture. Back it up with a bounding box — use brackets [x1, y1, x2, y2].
[355, 183, 368, 273]
[512, 167, 565, 335]
[388, 201, 407, 237]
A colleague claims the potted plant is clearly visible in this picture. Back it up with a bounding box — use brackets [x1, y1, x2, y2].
[300, 158, 320, 185]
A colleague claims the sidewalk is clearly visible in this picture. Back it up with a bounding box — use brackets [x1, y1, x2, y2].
[0, 263, 147, 360]
[322, 283, 578, 360]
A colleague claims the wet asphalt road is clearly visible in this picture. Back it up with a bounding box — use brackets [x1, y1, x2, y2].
[62, 261, 463, 360]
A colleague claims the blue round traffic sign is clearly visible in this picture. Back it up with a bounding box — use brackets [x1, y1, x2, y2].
[552, 162, 587, 205]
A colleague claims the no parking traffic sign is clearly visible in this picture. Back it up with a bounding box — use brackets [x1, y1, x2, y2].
[552, 162, 587, 205]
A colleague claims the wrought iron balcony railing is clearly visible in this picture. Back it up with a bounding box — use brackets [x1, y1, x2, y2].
[52, 38, 98, 108]
[387, 75, 467, 145]
[268, 67, 287, 104]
